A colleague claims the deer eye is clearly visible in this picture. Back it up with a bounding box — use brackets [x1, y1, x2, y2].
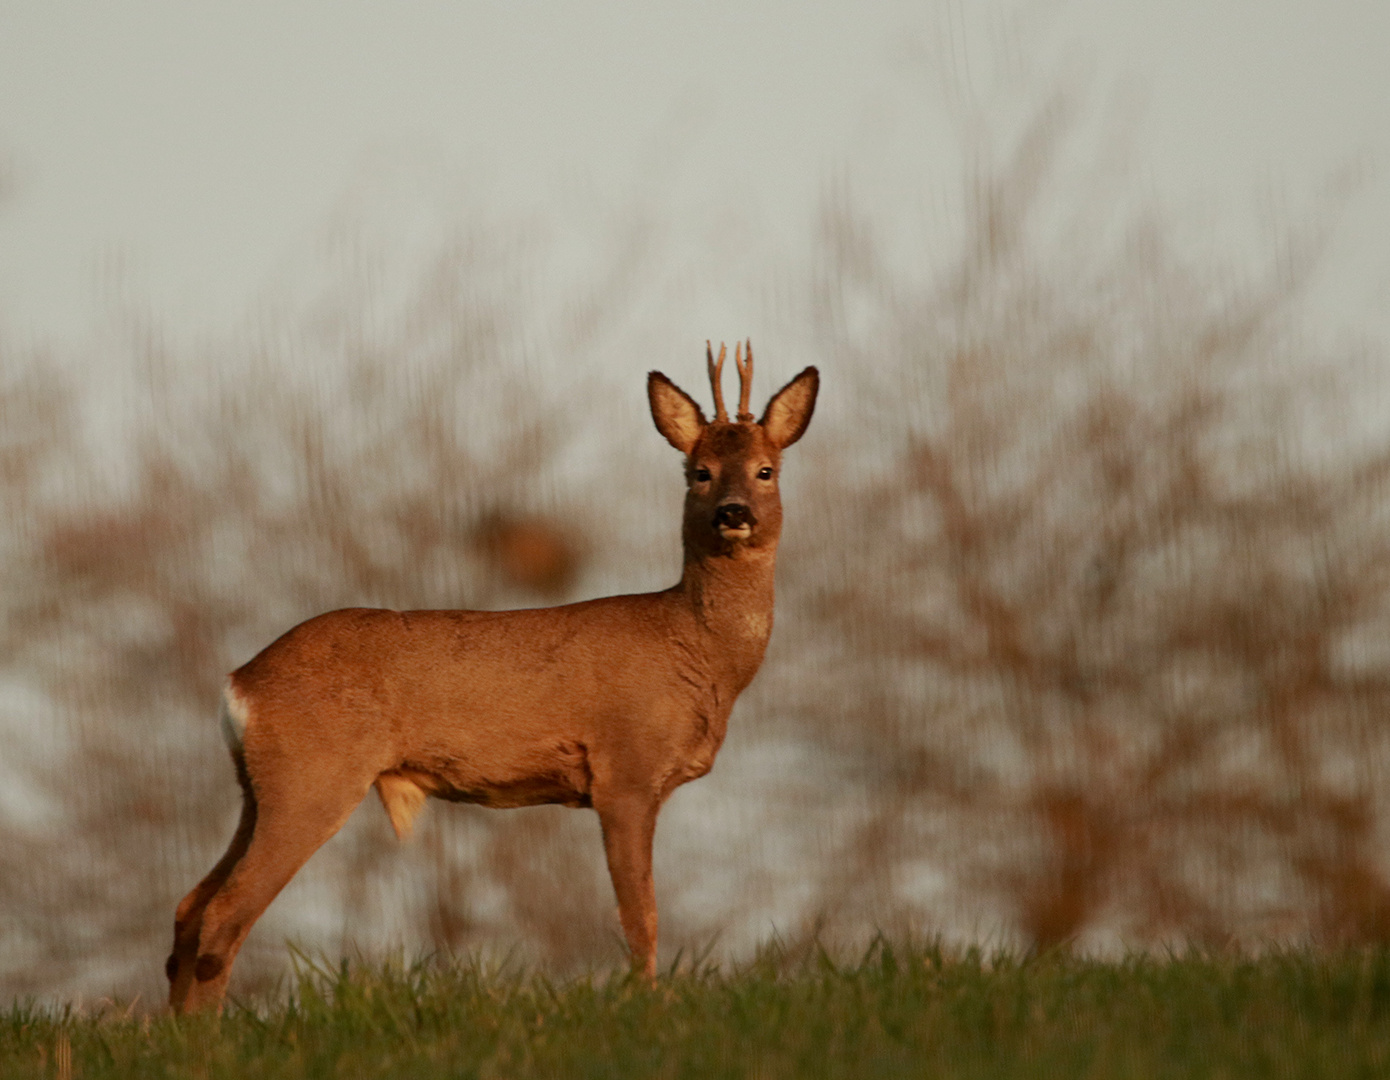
[694, 467, 712, 482]
[757, 466, 774, 480]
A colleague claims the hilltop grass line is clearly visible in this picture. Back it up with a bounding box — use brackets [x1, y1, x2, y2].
[5, 942, 1390, 1079]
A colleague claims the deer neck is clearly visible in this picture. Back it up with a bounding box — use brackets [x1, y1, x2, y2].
[677, 546, 777, 690]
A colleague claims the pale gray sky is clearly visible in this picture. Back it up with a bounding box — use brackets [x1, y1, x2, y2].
[0, 0, 1386, 349]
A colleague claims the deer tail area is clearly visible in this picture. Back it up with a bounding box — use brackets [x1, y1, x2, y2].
[219, 676, 424, 841]
[217, 679, 250, 757]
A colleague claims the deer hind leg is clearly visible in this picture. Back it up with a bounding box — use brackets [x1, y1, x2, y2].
[169, 767, 375, 1015]
[596, 792, 661, 980]
[167, 763, 257, 1012]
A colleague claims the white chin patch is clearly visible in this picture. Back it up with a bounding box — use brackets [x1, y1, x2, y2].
[719, 525, 753, 540]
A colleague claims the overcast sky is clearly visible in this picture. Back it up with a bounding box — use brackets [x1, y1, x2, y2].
[0, 0, 1386, 354]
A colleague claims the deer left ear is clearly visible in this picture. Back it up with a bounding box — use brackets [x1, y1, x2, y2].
[759, 367, 819, 449]
[648, 371, 707, 454]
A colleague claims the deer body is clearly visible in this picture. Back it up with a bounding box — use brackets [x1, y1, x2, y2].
[167, 345, 817, 1013]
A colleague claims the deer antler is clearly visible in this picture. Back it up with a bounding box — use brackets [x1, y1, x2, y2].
[706, 341, 729, 422]
[735, 339, 754, 422]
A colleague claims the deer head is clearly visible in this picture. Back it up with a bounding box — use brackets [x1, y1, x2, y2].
[648, 341, 819, 561]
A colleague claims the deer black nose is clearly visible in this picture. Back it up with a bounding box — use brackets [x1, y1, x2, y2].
[714, 503, 756, 530]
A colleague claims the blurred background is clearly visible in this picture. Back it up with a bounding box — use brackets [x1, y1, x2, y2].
[2, 0, 1390, 1003]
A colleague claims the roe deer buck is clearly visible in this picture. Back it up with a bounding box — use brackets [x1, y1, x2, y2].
[166, 342, 818, 1013]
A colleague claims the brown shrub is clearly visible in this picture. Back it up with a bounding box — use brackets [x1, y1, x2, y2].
[772, 101, 1390, 952]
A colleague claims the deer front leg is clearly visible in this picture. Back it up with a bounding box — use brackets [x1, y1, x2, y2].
[596, 793, 660, 979]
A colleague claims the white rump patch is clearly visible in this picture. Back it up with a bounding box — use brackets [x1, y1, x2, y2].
[219, 679, 251, 754]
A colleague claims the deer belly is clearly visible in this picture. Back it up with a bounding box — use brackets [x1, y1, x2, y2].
[409, 738, 593, 809]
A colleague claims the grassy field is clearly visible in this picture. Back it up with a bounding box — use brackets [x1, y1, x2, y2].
[4, 942, 1389, 1079]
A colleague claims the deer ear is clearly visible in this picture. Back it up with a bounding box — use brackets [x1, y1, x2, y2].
[759, 366, 819, 449]
[648, 372, 707, 454]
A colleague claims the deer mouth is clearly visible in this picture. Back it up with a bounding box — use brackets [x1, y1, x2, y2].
[714, 504, 755, 540]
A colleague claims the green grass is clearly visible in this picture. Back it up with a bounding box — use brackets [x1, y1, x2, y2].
[6, 941, 1390, 1078]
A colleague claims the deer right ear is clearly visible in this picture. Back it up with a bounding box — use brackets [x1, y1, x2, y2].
[648, 372, 707, 454]
[760, 366, 819, 449]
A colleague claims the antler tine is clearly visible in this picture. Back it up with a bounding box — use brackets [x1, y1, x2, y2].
[735, 339, 754, 422]
[706, 340, 729, 422]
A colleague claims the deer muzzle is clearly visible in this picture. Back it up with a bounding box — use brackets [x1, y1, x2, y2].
[714, 503, 756, 539]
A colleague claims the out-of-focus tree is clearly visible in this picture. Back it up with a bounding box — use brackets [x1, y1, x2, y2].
[0, 231, 619, 1001]
[6, 94, 1390, 1003]
[780, 101, 1390, 951]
